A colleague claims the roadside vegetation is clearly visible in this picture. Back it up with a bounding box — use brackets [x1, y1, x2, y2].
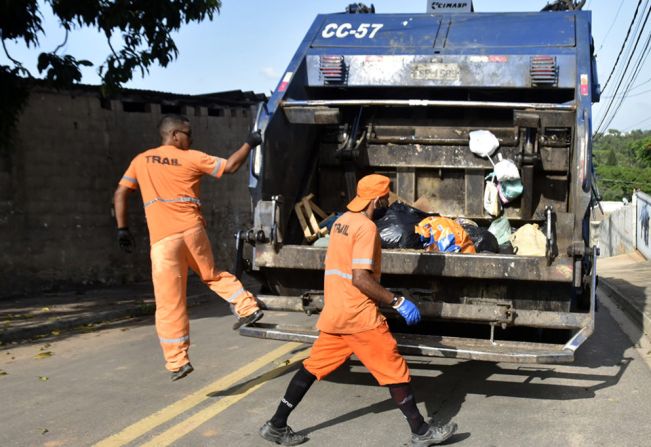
[593, 129, 651, 200]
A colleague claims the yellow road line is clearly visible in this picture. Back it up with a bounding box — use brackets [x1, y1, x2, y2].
[140, 350, 310, 447]
[93, 342, 302, 447]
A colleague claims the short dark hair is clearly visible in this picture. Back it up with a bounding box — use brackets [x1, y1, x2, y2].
[158, 114, 190, 138]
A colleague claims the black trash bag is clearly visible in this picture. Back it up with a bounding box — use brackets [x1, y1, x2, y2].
[460, 224, 500, 253]
[499, 242, 515, 254]
[374, 202, 430, 249]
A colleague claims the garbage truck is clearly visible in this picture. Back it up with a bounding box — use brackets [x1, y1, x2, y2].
[235, 1, 600, 363]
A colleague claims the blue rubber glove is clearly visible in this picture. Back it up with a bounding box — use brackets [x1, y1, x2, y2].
[395, 297, 421, 326]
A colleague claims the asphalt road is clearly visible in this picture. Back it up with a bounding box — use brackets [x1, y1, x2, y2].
[1, 290, 651, 447]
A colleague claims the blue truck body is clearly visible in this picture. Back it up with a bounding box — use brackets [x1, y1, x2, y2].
[240, 8, 600, 364]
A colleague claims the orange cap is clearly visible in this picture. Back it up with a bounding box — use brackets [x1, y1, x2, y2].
[346, 174, 391, 212]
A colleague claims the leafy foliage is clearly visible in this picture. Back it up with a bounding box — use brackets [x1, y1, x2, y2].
[0, 67, 30, 155]
[2, 0, 221, 90]
[630, 137, 651, 168]
[0, 0, 221, 152]
[593, 129, 651, 200]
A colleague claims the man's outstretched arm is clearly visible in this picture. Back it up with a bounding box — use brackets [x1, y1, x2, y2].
[352, 269, 394, 305]
[352, 269, 421, 325]
[223, 130, 262, 174]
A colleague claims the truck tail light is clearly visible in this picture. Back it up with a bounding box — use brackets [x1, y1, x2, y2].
[319, 55, 347, 85]
[530, 56, 558, 86]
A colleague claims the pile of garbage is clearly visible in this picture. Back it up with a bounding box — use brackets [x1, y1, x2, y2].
[373, 202, 545, 256]
[304, 129, 548, 256]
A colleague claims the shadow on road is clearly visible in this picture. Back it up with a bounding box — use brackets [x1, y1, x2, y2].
[295, 298, 636, 442]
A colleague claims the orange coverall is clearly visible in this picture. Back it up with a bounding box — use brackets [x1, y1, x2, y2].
[303, 211, 410, 385]
[119, 145, 259, 371]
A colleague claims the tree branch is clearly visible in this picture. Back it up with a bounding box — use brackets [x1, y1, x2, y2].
[106, 32, 123, 68]
[1, 39, 33, 77]
[52, 28, 69, 54]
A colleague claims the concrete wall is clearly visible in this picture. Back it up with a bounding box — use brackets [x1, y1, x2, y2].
[597, 202, 636, 257]
[0, 86, 256, 297]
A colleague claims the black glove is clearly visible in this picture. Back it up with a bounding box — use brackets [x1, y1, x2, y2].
[117, 227, 135, 253]
[246, 130, 262, 147]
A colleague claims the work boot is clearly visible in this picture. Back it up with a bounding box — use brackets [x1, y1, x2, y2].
[233, 309, 264, 330]
[411, 421, 457, 446]
[259, 421, 307, 446]
[170, 363, 194, 381]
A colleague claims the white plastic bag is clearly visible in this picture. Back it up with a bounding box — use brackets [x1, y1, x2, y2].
[494, 154, 520, 181]
[483, 175, 502, 217]
[469, 130, 499, 158]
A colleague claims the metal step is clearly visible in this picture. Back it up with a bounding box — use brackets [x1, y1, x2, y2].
[240, 322, 577, 364]
[253, 245, 575, 283]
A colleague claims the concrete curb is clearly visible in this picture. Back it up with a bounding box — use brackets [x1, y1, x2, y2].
[0, 293, 212, 344]
[599, 278, 651, 345]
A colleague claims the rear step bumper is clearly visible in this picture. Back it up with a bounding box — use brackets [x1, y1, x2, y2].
[254, 245, 575, 283]
[244, 248, 598, 364]
[240, 322, 586, 364]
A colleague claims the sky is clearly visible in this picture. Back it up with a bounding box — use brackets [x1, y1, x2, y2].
[2, 0, 650, 132]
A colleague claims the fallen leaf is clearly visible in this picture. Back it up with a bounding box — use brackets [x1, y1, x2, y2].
[41, 307, 50, 312]
[41, 428, 49, 435]
[120, 328, 129, 332]
[41, 343, 51, 350]
[39, 376, 49, 381]
[34, 351, 54, 359]
[0, 369, 7, 376]
[51, 330, 60, 336]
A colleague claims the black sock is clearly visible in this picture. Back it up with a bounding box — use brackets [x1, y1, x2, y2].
[388, 383, 428, 435]
[270, 365, 317, 428]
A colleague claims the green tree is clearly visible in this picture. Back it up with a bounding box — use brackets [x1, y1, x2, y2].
[0, 0, 221, 151]
[2, 1, 221, 88]
[594, 130, 651, 199]
[631, 136, 651, 168]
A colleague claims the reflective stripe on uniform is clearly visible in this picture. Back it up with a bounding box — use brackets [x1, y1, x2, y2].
[159, 335, 190, 344]
[324, 269, 353, 280]
[122, 175, 137, 184]
[211, 159, 224, 177]
[352, 258, 373, 265]
[144, 197, 202, 208]
[227, 287, 244, 303]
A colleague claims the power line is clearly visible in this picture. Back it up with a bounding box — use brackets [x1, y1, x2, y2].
[596, 1, 625, 54]
[602, 87, 651, 99]
[594, 3, 651, 135]
[601, 0, 644, 93]
[598, 178, 651, 187]
[628, 75, 651, 90]
[596, 26, 651, 133]
[624, 115, 651, 130]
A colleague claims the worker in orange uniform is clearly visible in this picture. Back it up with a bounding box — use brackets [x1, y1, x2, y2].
[259, 174, 458, 446]
[113, 114, 263, 381]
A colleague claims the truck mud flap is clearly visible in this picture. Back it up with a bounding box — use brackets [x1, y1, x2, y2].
[240, 323, 578, 364]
